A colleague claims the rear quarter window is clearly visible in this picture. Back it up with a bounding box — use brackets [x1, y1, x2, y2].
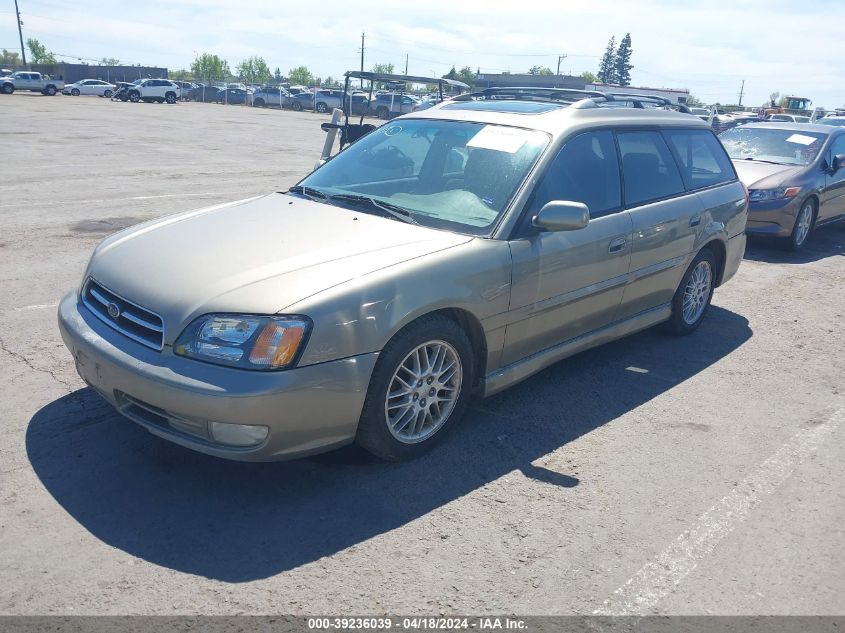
[662, 128, 736, 190]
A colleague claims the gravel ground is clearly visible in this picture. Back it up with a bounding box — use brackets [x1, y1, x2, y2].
[0, 93, 843, 616]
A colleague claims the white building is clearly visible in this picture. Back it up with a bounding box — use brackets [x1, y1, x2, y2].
[587, 83, 690, 104]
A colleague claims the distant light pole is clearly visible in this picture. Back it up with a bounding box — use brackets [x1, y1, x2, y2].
[14, 0, 27, 66]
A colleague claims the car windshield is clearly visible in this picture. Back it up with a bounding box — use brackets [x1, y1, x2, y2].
[817, 118, 845, 127]
[296, 119, 549, 235]
[718, 127, 826, 166]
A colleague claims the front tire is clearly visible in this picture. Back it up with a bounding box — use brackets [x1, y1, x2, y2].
[356, 316, 474, 461]
[70, 88, 80, 96]
[787, 199, 815, 251]
[128, 90, 140, 103]
[667, 248, 716, 335]
[291, 100, 303, 111]
[1, 83, 14, 94]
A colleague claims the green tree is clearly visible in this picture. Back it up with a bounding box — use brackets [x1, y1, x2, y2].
[237, 56, 271, 84]
[191, 53, 230, 81]
[288, 65, 314, 86]
[322, 76, 342, 88]
[456, 66, 476, 87]
[1, 49, 21, 65]
[371, 62, 395, 75]
[170, 69, 193, 81]
[580, 70, 598, 84]
[614, 33, 633, 86]
[597, 36, 617, 84]
[26, 38, 57, 64]
[685, 93, 704, 107]
[100, 57, 120, 65]
[442, 66, 458, 80]
[528, 65, 553, 76]
[274, 67, 282, 82]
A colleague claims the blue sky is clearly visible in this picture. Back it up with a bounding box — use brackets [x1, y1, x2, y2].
[2, 0, 843, 108]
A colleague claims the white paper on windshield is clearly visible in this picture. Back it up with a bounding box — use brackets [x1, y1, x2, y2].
[785, 133, 817, 146]
[467, 125, 531, 153]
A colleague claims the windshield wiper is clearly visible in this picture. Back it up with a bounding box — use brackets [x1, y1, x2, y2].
[739, 157, 787, 165]
[286, 185, 329, 201]
[328, 194, 418, 225]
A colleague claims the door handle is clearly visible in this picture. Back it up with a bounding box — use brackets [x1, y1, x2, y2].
[608, 237, 627, 253]
[689, 214, 702, 227]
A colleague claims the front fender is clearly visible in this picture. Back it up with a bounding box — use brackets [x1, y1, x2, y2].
[286, 239, 513, 373]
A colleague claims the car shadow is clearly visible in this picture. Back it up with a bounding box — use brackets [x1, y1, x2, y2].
[744, 224, 845, 264]
[27, 306, 751, 583]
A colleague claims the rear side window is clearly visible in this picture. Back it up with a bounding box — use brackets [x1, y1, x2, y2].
[617, 131, 685, 206]
[531, 130, 622, 217]
[663, 129, 736, 190]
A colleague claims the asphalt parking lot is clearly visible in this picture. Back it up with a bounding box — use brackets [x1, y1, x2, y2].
[0, 93, 843, 616]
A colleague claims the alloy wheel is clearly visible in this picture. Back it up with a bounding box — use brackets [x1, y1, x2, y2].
[682, 260, 712, 325]
[793, 202, 813, 247]
[384, 340, 462, 444]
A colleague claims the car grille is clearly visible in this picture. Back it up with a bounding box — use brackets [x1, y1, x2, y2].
[82, 278, 164, 350]
[117, 392, 209, 440]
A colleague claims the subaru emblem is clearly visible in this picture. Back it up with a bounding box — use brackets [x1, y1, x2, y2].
[107, 302, 120, 319]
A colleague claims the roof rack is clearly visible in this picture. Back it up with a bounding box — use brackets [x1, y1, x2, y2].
[450, 87, 692, 114]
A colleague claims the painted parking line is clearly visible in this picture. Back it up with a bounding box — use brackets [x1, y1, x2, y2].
[594, 406, 843, 616]
[14, 303, 60, 312]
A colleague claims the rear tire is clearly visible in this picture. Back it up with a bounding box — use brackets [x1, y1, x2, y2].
[667, 248, 717, 335]
[165, 92, 176, 104]
[44, 85, 57, 96]
[103, 89, 113, 98]
[316, 101, 328, 113]
[356, 316, 474, 461]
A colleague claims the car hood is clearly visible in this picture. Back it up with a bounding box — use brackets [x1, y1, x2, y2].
[732, 160, 804, 189]
[87, 193, 473, 344]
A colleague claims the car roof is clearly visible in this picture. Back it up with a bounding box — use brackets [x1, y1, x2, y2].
[402, 100, 710, 136]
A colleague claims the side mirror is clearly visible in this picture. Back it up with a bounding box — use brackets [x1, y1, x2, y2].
[832, 154, 845, 173]
[532, 201, 590, 232]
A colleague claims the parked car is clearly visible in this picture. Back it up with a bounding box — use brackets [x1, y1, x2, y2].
[216, 88, 251, 105]
[370, 93, 421, 119]
[817, 115, 845, 128]
[252, 86, 293, 108]
[0, 71, 64, 95]
[127, 79, 180, 104]
[689, 106, 710, 120]
[412, 95, 443, 112]
[58, 89, 746, 462]
[345, 92, 371, 116]
[172, 81, 196, 99]
[186, 85, 220, 102]
[290, 91, 315, 111]
[63, 79, 116, 97]
[719, 122, 845, 250]
[766, 114, 811, 123]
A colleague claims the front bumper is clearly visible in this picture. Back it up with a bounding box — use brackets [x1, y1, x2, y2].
[57, 292, 378, 461]
[744, 197, 803, 238]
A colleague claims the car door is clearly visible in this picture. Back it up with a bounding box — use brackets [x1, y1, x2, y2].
[613, 129, 706, 320]
[80, 80, 96, 95]
[503, 130, 633, 365]
[821, 134, 845, 221]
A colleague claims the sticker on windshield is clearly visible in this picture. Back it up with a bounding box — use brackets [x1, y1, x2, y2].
[785, 134, 817, 146]
[382, 125, 402, 137]
[466, 125, 532, 153]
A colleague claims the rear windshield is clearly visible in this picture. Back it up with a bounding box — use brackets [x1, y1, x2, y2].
[718, 127, 827, 166]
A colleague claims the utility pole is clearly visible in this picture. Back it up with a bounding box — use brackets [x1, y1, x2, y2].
[737, 79, 745, 106]
[14, 0, 27, 66]
[556, 54, 567, 76]
[404, 53, 408, 76]
[359, 32, 365, 88]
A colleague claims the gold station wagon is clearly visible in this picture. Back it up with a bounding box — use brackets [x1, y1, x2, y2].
[59, 88, 748, 461]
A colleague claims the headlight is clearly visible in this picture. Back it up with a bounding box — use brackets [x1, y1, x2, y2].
[174, 314, 310, 370]
[748, 187, 801, 202]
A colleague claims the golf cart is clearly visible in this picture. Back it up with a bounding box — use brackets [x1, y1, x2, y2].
[317, 71, 469, 164]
